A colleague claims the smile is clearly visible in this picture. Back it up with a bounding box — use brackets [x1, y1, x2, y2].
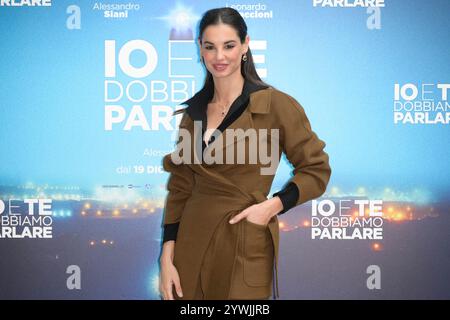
[213, 64, 228, 71]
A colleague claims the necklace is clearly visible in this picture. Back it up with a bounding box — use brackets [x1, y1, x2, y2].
[217, 102, 230, 117]
[220, 104, 229, 117]
[209, 101, 230, 117]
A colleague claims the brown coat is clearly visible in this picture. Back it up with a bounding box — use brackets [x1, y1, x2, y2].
[162, 87, 331, 299]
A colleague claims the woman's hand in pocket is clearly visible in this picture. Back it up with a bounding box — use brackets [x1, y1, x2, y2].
[229, 196, 284, 226]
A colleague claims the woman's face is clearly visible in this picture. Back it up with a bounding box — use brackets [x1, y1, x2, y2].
[198, 23, 249, 79]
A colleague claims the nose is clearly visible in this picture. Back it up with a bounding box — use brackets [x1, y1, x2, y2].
[216, 48, 225, 60]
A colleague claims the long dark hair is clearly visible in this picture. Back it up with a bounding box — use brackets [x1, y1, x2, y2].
[174, 7, 273, 115]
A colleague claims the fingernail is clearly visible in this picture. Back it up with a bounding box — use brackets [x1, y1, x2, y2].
[179, 292, 183, 297]
[229, 219, 234, 224]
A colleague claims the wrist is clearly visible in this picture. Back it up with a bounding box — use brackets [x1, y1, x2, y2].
[160, 241, 175, 264]
[160, 253, 173, 265]
[267, 196, 283, 217]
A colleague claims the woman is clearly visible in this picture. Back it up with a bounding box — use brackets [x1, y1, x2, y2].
[159, 7, 331, 300]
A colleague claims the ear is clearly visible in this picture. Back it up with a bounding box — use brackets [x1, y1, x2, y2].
[243, 35, 250, 54]
[197, 37, 203, 60]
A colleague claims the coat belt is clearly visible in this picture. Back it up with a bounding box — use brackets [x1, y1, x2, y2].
[192, 174, 280, 299]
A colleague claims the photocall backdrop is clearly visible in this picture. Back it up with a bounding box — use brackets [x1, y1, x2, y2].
[0, 0, 449, 299]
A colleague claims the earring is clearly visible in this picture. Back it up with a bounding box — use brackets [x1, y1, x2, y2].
[242, 54, 247, 62]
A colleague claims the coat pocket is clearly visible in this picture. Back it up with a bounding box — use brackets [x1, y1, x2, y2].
[242, 218, 274, 287]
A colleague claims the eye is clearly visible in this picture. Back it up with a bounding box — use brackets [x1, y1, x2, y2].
[204, 45, 235, 50]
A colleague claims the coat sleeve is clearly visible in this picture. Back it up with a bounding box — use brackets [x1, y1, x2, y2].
[161, 112, 195, 226]
[272, 90, 332, 206]
[272, 182, 299, 214]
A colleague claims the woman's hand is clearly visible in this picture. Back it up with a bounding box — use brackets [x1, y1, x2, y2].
[229, 196, 284, 226]
[159, 241, 183, 300]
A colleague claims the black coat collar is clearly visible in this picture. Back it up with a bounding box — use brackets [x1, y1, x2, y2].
[180, 78, 269, 123]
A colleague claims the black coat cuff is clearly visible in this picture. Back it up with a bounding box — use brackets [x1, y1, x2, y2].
[163, 222, 179, 243]
[272, 182, 299, 215]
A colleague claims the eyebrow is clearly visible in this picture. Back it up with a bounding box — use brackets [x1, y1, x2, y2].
[203, 40, 237, 45]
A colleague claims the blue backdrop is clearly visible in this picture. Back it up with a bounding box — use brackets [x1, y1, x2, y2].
[0, 0, 449, 299]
